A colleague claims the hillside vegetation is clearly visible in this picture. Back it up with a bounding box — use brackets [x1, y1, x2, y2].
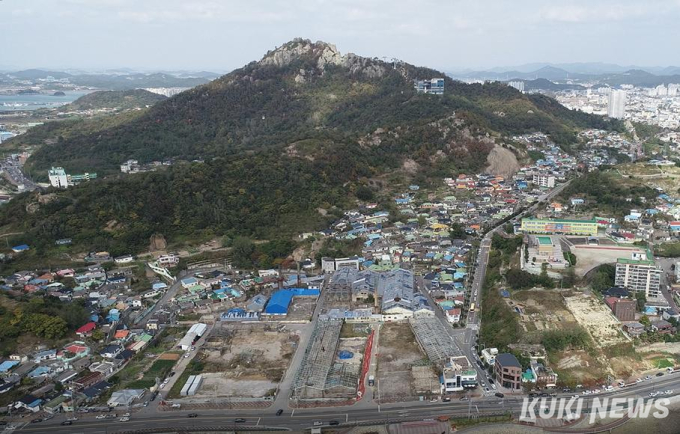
[23, 39, 620, 175]
[61, 89, 167, 111]
[0, 39, 622, 259]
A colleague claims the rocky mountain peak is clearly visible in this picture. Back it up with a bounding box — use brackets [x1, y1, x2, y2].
[259, 38, 386, 78]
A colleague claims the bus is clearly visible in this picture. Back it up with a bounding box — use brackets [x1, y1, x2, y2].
[469, 303, 476, 312]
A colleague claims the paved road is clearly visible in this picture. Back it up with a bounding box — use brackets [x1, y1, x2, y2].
[13, 373, 680, 433]
[0, 156, 38, 191]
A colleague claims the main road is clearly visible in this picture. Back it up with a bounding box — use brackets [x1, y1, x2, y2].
[13, 373, 680, 433]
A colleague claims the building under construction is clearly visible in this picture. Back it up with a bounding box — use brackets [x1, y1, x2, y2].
[291, 319, 360, 400]
[409, 317, 462, 364]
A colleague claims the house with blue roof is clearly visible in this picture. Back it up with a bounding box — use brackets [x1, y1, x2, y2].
[263, 288, 320, 316]
[27, 366, 52, 378]
[34, 349, 57, 363]
[11, 244, 29, 253]
[152, 281, 168, 291]
[14, 395, 42, 413]
[0, 360, 19, 373]
[106, 309, 120, 322]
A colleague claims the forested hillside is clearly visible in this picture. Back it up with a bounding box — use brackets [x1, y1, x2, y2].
[0, 39, 623, 258]
[22, 39, 620, 175]
[61, 89, 166, 111]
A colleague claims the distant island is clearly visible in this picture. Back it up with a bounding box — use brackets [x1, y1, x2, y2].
[52, 91, 66, 96]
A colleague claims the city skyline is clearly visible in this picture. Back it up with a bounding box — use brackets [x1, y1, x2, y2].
[3, 0, 680, 71]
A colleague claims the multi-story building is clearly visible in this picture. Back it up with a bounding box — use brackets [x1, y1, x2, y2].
[441, 356, 478, 393]
[532, 172, 555, 188]
[48, 167, 68, 188]
[414, 78, 445, 95]
[508, 81, 525, 93]
[520, 218, 598, 236]
[494, 353, 522, 391]
[321, 257, 361, 273]
[530, 361, 558, 387]
[615, 257, 662, 298]
[604, 297, 636, 321]
[48, 167, 97, 188]
[608, 89, 626, 119]
[481, 347, 498, 365]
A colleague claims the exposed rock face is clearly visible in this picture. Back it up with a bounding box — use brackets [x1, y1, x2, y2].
[260, 38, 386, 78]
[149, 233, 167, 252]
[484, 144, 520, 178]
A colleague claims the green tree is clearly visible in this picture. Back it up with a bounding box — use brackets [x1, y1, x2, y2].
[355, 185, 374, 201]
[449, 223, 465, 239]
[640, 315, 651, 327]
[91, 329, 105, 341]
[231, 236, 256, 269]
[635, 292, 647, 312]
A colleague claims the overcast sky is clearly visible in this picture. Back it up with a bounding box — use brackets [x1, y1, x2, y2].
[3, 0, 679, 72]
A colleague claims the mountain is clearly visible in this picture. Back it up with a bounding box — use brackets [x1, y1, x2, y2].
[2, 69, 214, 91]
[11, 69, 73, 80]
[0, 39, 621, 257]
[451, 64, 680, 87]
[513, 78, 585, 92]
[60, 89, 167, 111]
[600, 69, 680, 87]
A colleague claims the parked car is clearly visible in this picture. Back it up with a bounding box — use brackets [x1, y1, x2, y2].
[495, 392, 504, 398]
[234, 418, 246, 423]
[656, 372, 664, 377]
[442, 397, 451, 402]
[313, 421, 324, 426]
[188, 413, 199, 418]
[329, 421, 340, 426]
[119, 417, 130, 422]
[31, 418, 43, 423]
[61, 421, 73, 426]
[96, 415, 106, 420]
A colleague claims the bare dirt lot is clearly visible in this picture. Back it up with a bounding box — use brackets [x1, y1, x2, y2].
[195, 323, 301, 398]
[570, 244, 645, 276]
[287, 297, 317, 321]
[511, 289, 578, 333]
[564, 293, 629, 347]
[376, 323, 430, 400]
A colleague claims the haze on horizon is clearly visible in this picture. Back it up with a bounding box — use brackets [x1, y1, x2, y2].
[3, 0, 680, 72]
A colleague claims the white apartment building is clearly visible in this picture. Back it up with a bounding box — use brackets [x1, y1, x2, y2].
[532, 172, 555, 188]
[614, 257, 662, 298]
[608, 89, 627, 119]
[48, 167, 68, 188]
[508, 81, 525, 93]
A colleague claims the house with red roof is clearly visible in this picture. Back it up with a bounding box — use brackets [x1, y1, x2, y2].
[75, 322, 97, 338]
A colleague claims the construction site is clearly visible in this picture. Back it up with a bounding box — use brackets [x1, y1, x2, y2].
[375, 322, 440, 403]
[291, 319, 366, 401]
[195, 322, 300, 399]
[409, 317, 462, 364]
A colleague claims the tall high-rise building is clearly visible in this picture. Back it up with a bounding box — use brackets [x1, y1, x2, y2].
[614, 257, 661, 298]
[414, 78, 444, 95]
[607, 90, 626, 119]
[508, 81, 525, 93]
[48, 167, 68, 189]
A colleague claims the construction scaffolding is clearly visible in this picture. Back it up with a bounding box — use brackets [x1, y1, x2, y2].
[409, 317, 462, 364]
[292, 319, 358, 400]
[325, 267, 355, 305]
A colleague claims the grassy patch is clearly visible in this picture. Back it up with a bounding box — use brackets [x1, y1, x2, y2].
[340, 322, 371, 338]
[167, 359, 205, 399]
[653, 358, 674, 369]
